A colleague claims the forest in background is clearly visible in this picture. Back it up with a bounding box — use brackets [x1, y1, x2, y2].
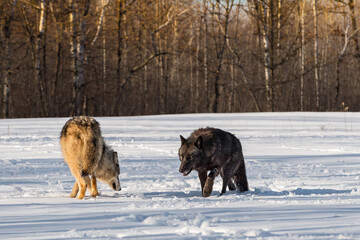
[0, 0, 359, 118]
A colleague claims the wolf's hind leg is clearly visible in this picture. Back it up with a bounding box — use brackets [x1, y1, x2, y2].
[220, 178, 229, 196]
[76, 175, 91, 199]
[70, 181, 79, 198]
[220, 163, 233, 196]
[234, 155, 249, 192]
[90, 176, 99, 197]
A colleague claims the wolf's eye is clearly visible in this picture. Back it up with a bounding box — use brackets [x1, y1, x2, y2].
[186, 155, 193, 160]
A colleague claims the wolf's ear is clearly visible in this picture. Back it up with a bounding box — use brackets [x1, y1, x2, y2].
[180, 135, 186, 146]
[113, 151, 118, 163]
[194, 136, 203, 150]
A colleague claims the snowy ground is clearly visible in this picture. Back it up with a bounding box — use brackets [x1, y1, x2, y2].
[0, 112, 359, 239]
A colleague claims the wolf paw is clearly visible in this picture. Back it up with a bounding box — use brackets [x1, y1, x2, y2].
[228, 181, 236, 191]
[69, 193, 77, 198]
[77, 194, 85, 200]
[91, 191, 100, 198]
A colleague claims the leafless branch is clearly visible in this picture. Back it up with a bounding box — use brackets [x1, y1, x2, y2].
[90, 0, 110, 46]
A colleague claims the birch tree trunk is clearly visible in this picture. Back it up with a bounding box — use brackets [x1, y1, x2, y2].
[75, 1, 89, 116]
[2, 36, 11, 118]
[261, 1, 272, 111]
[69, 0, 77, 115]
[89, 0, 108, 114]
[228, 55, 235, 112]
[34, 0, 46, 116]
[334, 14, 359, 110]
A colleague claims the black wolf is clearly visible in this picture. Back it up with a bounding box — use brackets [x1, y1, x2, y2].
[178, 127, 248, 197]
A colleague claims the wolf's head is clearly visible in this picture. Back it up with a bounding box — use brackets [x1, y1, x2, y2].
[178, 135, 204, 176]
[95, 146, 121, 191]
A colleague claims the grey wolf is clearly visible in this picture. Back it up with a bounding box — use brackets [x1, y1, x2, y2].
[60, 116, 121, 199]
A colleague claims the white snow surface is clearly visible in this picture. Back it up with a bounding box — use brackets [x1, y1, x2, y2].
[0, 112, 360, 239]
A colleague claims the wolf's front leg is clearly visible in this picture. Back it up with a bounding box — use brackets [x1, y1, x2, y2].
[203, 168, 217, 197]
[198, 170, 207, 196]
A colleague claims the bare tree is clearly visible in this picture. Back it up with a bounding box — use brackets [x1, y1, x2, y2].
[208, 0, 234, 112]
[18, 0, 48, 116]
[347, 0, 360, 57]
[2, 0, 360, 118]
[90, 0, 109, 115]
[335, 16, 360, 109]
[261, 0, 272, 111]
[300, 0, 305, 111]
[313, 0, 320, 110]
[1, 0, 17, 118]
[203, 0, 209, 111]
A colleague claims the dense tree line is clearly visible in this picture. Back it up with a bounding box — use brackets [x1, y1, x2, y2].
[0, 0, 359, 118]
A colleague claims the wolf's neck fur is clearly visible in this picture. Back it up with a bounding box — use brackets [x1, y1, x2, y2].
[95, 143, 114, 180]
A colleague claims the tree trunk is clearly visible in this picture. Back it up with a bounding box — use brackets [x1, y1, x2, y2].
[172, 0, 180, 111]
[69, 0, 77, 115]
[75, 2, 88, 116]
[1, 1, 16, 118]
[228, 55, 235, 112]
[313, 0, 320, 110]
[212, 0, 221, 113]
[35, 0, 46, 116]
[195, 18, 200, 113]
[203, 0, 209, 112]
[335, 57, 343, 109]
[348, 0, 360, 56]
[102, 2, 107, 115]
[189, 21, 194, 111]
[276, 0, 281, 58]
[2, 39, 11, 118]
[212, 0, 232, 113]
[116, 0, 125, 115]
[300, 0, 305, 111]
[261, 1, 272, 111]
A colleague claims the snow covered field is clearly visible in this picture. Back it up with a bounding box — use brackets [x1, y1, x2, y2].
[0, 112, 359, 239]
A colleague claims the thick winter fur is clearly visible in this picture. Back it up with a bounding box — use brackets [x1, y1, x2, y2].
[178, 127, 248, 197]
[60, 116, 121, 199]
